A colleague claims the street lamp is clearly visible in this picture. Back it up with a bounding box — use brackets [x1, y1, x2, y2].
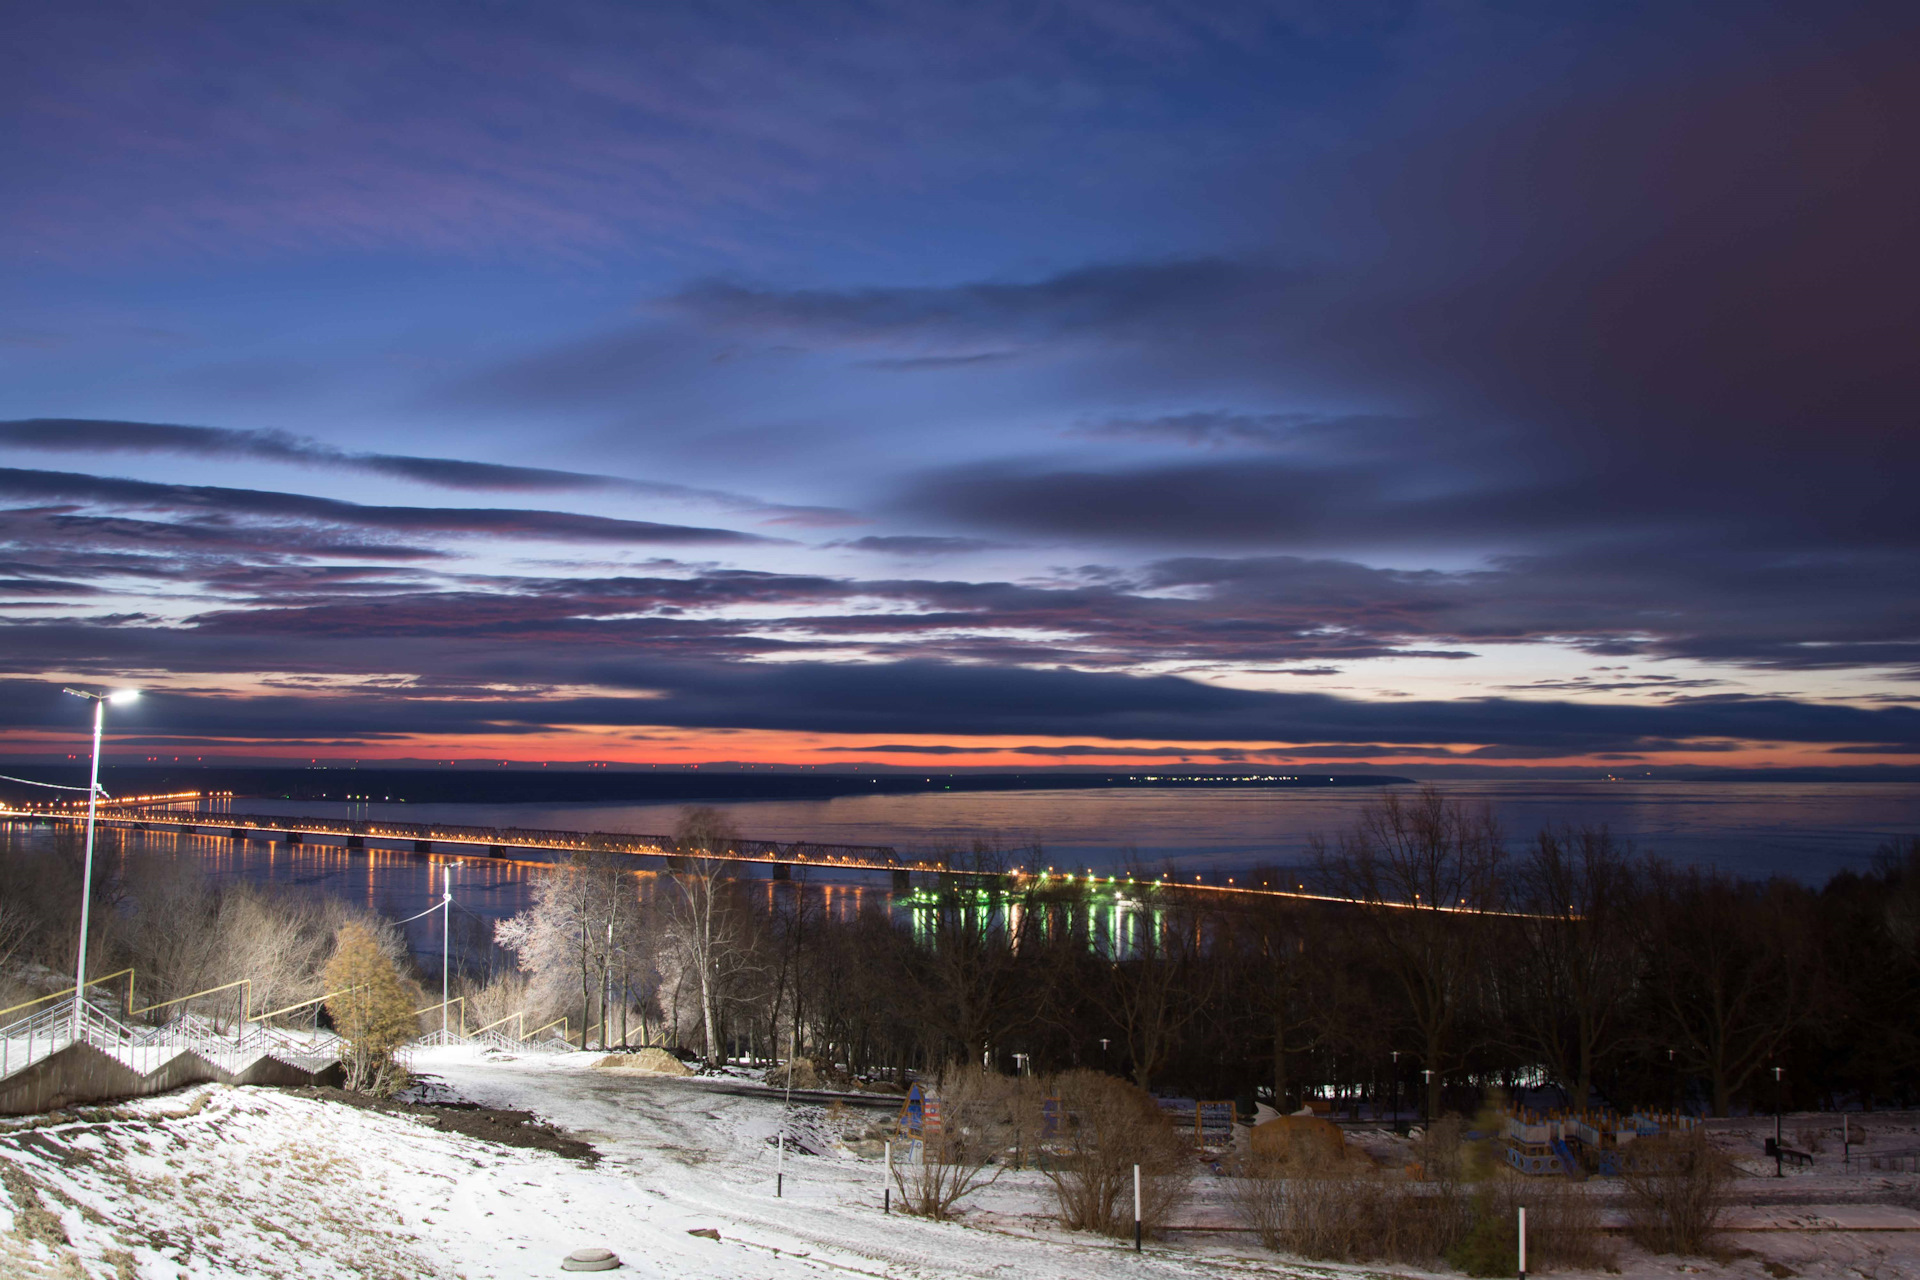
[61, 686, 139, 1038]
[1773, 1066, 1785, 1178]
[440, 861, 463, 1041]
[1391, 1050, 1401, 1127]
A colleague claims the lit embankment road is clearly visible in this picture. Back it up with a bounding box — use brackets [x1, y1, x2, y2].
[0, 801, 1533, 914]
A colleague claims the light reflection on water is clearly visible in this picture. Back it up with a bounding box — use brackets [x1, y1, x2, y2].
[234, 779, 1920, 881]
[7, 781, 1916, 968]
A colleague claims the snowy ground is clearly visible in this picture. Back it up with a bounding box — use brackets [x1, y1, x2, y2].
[1, 1048, 1918, 1280]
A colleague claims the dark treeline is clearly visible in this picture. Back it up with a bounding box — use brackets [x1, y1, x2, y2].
[6, 788, 1915, 1124]
[524, 791, 1920, 1120]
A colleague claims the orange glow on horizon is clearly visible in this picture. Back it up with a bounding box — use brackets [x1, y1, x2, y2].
[0, 724, 1906, 773]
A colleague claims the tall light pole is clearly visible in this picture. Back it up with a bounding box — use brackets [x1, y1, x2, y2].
[441, 861, 462, 1041]
[62, 687, 139, 1039]
[1773, 1065, 1785, 1178]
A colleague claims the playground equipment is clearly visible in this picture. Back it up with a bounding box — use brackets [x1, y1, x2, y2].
[1501, 1104, 1698, 1177]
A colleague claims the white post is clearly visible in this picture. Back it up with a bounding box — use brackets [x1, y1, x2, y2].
[885, 1140, 892, 1214]
[778, 1020, 797, 1198]
[72, 697, 104, 1040]
[1133, 1162, 1143, 1251]
[1518, 1205, 1527, 1279]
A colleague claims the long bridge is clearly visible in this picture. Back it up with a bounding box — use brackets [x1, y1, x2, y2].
[3, 800, 927, 889]
[0, 797, 1522, 914]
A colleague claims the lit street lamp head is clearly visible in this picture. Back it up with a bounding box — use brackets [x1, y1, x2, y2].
[62, 687, 141, 703]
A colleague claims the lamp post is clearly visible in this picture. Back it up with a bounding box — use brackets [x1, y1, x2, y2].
[1422, 1068, 1434, 1127]
[61, 687, 139, 1040]
[1773, 1066, 1785, 1178]
[440, 861, 462, 1041]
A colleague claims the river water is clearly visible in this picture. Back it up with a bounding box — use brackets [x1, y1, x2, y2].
[8, 780, 1916, 972]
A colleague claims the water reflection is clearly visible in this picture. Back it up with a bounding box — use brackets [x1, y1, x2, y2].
[220, 780, 1920, 883]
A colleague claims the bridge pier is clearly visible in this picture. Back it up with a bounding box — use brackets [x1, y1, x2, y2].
[282, 831, 302, 845]
[228, 828, 248, 841]
[488, 843, 506, 856]
[892, 869, 912, 894]
[413, 840, 433, 854]
[770, 862, 791, 881]
[345, 836, 365, 850]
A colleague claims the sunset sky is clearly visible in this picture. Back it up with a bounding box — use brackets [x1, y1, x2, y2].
[3, 1, 1916, 773]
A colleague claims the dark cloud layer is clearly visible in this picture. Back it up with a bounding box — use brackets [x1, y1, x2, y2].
[1, 661, 1915, 755]
[0, 467, 773, 547]
[0, 419, 852, 525]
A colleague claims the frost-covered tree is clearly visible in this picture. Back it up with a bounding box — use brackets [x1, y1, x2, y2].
[496, 850, 650, 1047]
[662, 807, 763, 1061]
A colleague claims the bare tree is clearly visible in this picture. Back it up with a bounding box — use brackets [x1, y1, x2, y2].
[661, 806, 759, 1061]
[1638, 863, 1814, 1116]
[1503, 825, 1640, 1105]
[1315, 787, 1504, 1117]
[908, 843, 1030, 1068]
[1083, 882, 1213, 1092]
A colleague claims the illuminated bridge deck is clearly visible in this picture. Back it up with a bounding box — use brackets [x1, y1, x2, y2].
[1, 805, 1524, 913]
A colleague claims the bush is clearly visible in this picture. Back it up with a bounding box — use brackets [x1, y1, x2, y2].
[1224, 1157, 1289, 1249]
[1447, 1186, 1518, 1276]
[1040, 1070, 1189, 1238]
[1226, 1117, 1609, 1272]
[889, 1066, 1010, 1220]
[1623, 1130, 1731, 1257]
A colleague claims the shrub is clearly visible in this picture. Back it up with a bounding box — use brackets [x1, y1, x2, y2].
[890, 1066, 1009, 1220]
[1040, 1070, 1189, 1238]
[1447, 1186, 1518, 1276]
[1224, 1156, 1289, 1249]
[1227, 1115, 1608, 1272]
[1623, 1130, 1731, 1257]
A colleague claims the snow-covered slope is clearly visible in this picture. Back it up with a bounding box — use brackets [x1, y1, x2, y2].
[4, 1047, 1918, 1280]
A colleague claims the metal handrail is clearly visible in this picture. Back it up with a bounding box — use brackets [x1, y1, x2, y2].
[472, 1010, 526, 1036]
[526, 1016, 569, 1043]
[0, 968, 135, 1022]
[413, 996, 466, 1036]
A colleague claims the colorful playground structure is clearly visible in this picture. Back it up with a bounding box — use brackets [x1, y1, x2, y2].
[1503, 1104, 1698, 1177]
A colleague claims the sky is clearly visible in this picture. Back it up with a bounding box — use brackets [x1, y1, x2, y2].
[2, 0, 1917, 774]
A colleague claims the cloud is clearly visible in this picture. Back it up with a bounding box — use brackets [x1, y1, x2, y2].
[830, 535, 1014, 556]
[0, 419, 854, 525]
[0, 660, 1915, 755]
[0, 466, 775, 547]
[0, 417, 615, 491]
[859, 352, 1020, 371]
[669, 258, 1270, 351]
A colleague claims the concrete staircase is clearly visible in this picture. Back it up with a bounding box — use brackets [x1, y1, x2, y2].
[0, 997, 344, 1115]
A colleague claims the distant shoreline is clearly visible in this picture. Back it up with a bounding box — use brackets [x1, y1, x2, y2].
[0, 765, 1412, 808]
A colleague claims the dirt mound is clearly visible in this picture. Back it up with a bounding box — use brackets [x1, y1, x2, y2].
[1251, 1114, 1350, 1168]
[593, 1048, 692, 1076]
[774, 1057, 826, 1089]
[283, 1085, 596, 1161]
